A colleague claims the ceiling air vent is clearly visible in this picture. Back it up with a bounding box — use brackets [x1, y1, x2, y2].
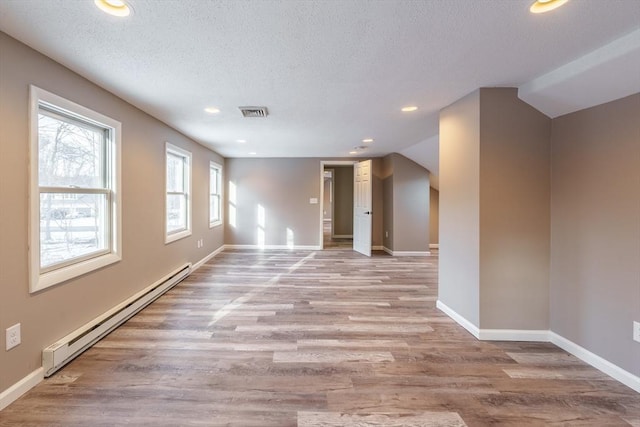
[239, 106, 269, 118]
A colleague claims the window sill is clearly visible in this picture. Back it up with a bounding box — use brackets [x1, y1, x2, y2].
[166, 229, 192, 244]
[30, 252, 121, 293]
[209, 220, 222, 229]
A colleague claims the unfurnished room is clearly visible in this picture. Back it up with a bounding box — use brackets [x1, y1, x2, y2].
[0, 0, 639, 425]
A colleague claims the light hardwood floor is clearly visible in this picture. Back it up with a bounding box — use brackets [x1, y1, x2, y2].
[1, 249, 639, 426]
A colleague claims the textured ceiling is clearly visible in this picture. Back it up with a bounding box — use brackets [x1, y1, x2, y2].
[1, 0, 639, 174]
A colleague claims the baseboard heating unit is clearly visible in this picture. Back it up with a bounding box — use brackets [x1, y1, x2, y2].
[42, 263, 191, 377]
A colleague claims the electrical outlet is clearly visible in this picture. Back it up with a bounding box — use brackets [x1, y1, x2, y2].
[385, 231, 389, 238]
[633, 321, 640, 343]
[6, 323, 21, 350]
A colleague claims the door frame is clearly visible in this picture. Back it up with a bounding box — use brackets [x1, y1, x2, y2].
[319, 160, 357, 249]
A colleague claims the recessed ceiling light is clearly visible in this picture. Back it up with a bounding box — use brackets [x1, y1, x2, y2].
[401, 106, 418, 112]
[530, 0, 569, 13]
[248, 152, 257, 155]
[362, 138, 374, 143]
[349, 151, 358, 155]
[204, 107, 220, 114]
[236, 139, 246, 143]
[94, 0, 131, 17]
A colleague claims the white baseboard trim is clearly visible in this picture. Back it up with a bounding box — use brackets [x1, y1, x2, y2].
[549, 332, 640, 393]
[437, 299, 640, 393]
[436, 300, 480, 338]
[332, 234, 353, 239]
[0, 367, 44, 411]
[224, 244, 321, 251]
[479, 329, 550, 342]
[192, 245, 225, 271]
[429, 243, 439, 249]
[372, 245, 384, 251]
[382, 247, 430, 256]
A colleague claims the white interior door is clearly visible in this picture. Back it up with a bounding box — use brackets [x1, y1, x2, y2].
[353, 160, 372, 257]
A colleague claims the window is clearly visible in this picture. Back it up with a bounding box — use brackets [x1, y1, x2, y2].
[165, 143, 192, 243]
[30, 86, 121, 292]
[209, 161, 222, 227]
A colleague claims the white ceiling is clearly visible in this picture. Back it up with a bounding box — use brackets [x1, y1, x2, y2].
[1, 0, 639, 185]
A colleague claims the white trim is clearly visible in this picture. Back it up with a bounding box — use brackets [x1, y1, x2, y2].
[0, 368, 44, 411]
[332, 234, 353, 239]
[319, 160, 357, 250]
[224, 244, 321, 251]
[28, 85, 122, 293]
[429, 243, 439, 249]
[549, 332, 640, 393]
[192, 245, 225, 271]
[382, 247, 430, 256]
[209, 160, 223, 229]
[479, 329, 550, 342]
[437, 299, 640, 392]
[436, 300, 480, 338]
[372, 245, 384, 251]
[165, 142, 192, 244]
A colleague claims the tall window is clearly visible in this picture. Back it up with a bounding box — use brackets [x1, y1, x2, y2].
[165, 143, 192, 242]
[209, 161, 222, 227]
[30, 86, 121, 292]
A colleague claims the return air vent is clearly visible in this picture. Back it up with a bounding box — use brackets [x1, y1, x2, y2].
[239, 106, 269, 118]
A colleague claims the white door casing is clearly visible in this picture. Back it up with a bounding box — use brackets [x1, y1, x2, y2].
[353, 159, 372, 257]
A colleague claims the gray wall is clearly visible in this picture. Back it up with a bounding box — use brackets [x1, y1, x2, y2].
[391, 154, 430, 252]
[381, 153, 430, 252]
[225, 158, 321, 247]
[439, 90, 481, 326]
[550, 93, 640, 376]
[332, 166, 354, 236]
[478, 88, 550, 330]
[430, 188, 439, 245]
[225, 158, 382, 248]
[371, 159, 384, 249]
[0, 33, 225, 393]
[439, 88, 551, 330]
[382, 156, 394, 250]
[323, 176, 331, 220]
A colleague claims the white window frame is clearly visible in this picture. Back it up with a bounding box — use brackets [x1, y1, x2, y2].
[209, 161, 223, 228]
[29, 85, 122, 293]
[165, 142, 192, 243]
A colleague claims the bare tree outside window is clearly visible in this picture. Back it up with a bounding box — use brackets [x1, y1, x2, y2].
[38, 109, 110, 269]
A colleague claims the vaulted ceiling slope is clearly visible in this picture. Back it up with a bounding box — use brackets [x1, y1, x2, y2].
[1, 0, 638, 174]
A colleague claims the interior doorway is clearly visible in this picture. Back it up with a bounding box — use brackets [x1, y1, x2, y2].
[319, 161, 355, 250]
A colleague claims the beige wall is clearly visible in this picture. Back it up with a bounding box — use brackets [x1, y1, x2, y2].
[478, 88, 550, 330]
[0, 33, 224, 393]
[332, 166, 354, 236]
[439, 90, 481, 325]
[429, 188, 439, 245]
[550, 94, 640, 376]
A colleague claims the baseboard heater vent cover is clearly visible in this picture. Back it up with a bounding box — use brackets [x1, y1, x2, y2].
[42, 263, 191, 377]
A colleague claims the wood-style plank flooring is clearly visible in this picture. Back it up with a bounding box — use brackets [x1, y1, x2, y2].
[1, 249, 639, 426]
